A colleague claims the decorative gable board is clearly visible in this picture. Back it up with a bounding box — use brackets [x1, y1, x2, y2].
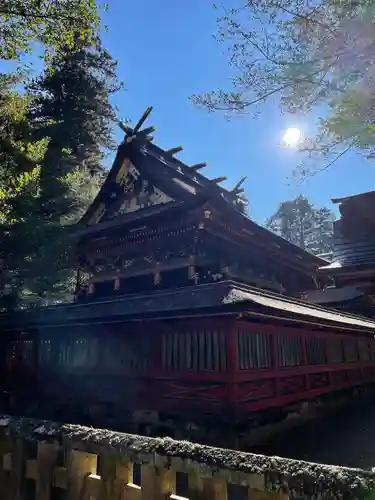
[109, 157, 173, 218]
[84, 147, 176, 226]
[81, 134, 241, 230]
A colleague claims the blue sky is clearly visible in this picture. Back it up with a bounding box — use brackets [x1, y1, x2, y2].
[101, 0, 375, 223]
[3, 0, 375, 223]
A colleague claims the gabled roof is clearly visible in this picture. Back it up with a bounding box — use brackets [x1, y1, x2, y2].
[80, 108, 245, 229]
[318, 189, 375, 273]
[303, 285, 364, 304]
[78, 108, 328, 270]
[332, 190, 375, 205]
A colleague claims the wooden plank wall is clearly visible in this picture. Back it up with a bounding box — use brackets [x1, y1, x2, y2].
[0, 415, 374, 500]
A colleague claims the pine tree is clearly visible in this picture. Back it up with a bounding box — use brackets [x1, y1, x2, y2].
[0, 38, 121, 309]
[25, 38, 120, 304]
[266, 196, 315, 249]
[310, 208, 334, 258]
[0, 71, 47, 311]
[266, 196, 335, 256]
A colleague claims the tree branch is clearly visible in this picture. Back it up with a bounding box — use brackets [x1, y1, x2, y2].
[0, 7, 88, 23]
[299, 144, 353, 184]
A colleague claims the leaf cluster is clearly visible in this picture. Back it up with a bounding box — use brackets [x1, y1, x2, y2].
[193, 0, 375, 176]
[0, 3, 122, 311]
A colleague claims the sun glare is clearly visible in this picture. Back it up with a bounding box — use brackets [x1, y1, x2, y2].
[282, 127, 302, 148]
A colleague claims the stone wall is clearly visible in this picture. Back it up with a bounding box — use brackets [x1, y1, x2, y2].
[0, 414, 374, 499]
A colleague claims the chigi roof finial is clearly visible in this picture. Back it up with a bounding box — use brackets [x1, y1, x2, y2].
[118, 106, 155, 141]
[231, 176, 247, 194]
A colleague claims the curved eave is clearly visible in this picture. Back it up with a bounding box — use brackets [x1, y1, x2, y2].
[319, 261, 375, 275]
[332, 190, 375, 204]
[209, 195, 329, 271]
[2, 281, 375, 333]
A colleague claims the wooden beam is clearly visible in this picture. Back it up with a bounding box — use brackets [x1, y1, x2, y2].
[166, 146, 184, 155]
[138, 126, 155, 136]
[133, 106, 153, 133]
[210, 176, 227, 184]
[232, 176, 247, 193]
[190, 162, 207, 171]
[118, 121, 133, 135]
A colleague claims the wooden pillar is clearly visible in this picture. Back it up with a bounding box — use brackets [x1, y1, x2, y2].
[300, 332, 308, 390]
[140, 465, 176, 500]
[188, 472, 228, 500]
[0, 424, 12, 498]
[271, 330, 280, 398]
[35, 442, 59, 500]
[66, 449, 97, 500]
[227, 318, 238, 408]
[99, 454, 133, 500]
[6, 438, 25, 500]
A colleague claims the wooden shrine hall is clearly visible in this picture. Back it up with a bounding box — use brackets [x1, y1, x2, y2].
[75, 107, 329, 302]
[5, 109, 375, 436]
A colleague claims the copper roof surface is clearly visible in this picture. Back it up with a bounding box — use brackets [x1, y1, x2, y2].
[3, 281, 375, 332]
[331, 190, 375, 204]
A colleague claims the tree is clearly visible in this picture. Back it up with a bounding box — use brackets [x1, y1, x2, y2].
[0, 71, 47, 310]
[266, 196, 334, 256]
[192, 1, 375, 177]
[266, 196, 315, 250]
[308, 207, 334, 257]
[25, 38, 120, 304]
[0, 38, 121, 309]
[0, 0, 102, 60]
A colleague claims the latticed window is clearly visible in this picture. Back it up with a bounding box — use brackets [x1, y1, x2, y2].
[358, 340, 371, 362]
[343, 339, 358, 362]
[39, 340, 52, 365]
[237, 331, 271, 370]
[162, 331, 226, 371]
[277, 335, 301, 367]
[59, 338, 98, 369]
[103, 335, 149, 370]
[326, 338, 343, 364]
[7, 339, 34, 369]
[306, 337, 326, 365]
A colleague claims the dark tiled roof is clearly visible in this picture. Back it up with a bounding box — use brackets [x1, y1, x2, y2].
[303, 286, 364, 304]
[319, 219, 375, 270]
[3, 281, 375, 331]
[332, 190, 375, 204]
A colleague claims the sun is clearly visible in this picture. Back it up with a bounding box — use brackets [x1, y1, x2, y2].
[282, 127, 302, 148]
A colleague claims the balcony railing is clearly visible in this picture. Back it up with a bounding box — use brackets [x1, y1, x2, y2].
[0, 414, 374, 500]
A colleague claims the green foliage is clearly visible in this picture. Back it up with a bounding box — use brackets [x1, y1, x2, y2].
[0, 36, 121, 310]
[266, 195, 334, 256]
[0, 0, 103, 60]
[0, 74, 45, 309]
[193, 1, 375, 176]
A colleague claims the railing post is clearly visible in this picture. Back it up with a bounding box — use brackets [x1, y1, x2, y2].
[35, 442, 59, 500]
[67, 449, 97, 500]
[188, 472, 228, 500]
[7, 438, 25, 500]
[99, 454, 134, 500]
[140, 465, 176, 500]
[203, 477, 228, 500]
